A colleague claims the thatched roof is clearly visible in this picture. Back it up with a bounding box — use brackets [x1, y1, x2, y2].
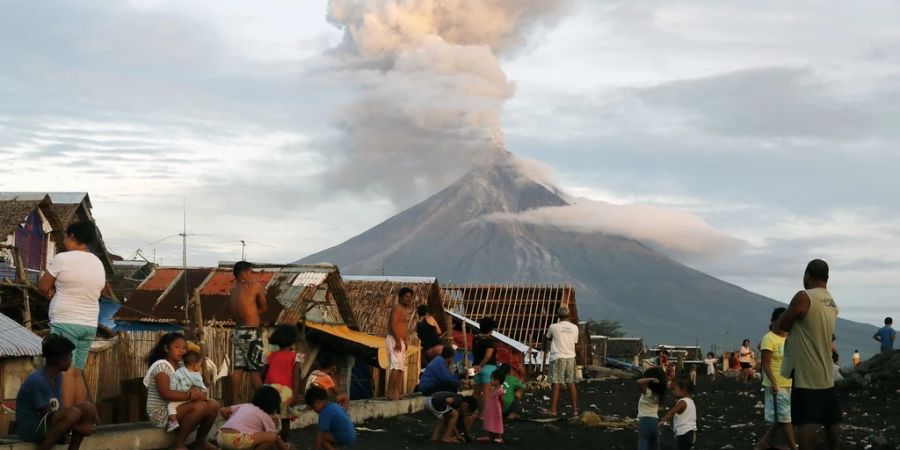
[442, 284, 579, 350]
[0, 194, 60, 240]
[343, 276, 447, 345]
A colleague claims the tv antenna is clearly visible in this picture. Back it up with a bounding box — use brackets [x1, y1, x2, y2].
[147, 197, 212, 324]
[214, 240, 276, 260]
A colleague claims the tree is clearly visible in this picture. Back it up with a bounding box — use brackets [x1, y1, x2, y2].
[585, 319, 626, 338]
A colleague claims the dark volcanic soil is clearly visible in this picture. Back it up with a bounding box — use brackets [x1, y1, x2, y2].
[290, 375, 900, 450]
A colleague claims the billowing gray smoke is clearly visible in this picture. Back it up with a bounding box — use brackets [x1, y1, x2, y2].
[325, 0, 564, 204]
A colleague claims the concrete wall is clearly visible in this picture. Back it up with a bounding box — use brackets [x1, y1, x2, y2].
[0, 395, 428, 450]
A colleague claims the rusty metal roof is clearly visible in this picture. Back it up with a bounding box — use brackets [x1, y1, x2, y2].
[117, 265, 357, 328]
[441, 284, 578, 350]
[0, 312, 43, 357]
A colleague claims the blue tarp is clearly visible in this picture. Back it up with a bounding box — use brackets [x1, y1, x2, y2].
[114, 321, 182, 332]
[98, 297, 120, 331]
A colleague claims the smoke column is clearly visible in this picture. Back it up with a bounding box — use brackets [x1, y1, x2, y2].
[326, 0, 564, 203]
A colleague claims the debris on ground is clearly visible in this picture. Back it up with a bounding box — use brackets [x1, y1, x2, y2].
[577, 411, 636, 429]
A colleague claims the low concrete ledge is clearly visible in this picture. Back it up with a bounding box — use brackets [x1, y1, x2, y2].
[0, 395, 429, 449]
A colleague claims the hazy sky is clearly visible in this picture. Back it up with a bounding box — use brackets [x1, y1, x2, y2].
[2, 1, 899, 326]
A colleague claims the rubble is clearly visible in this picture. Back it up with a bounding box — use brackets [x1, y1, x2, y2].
[837, 350, 900, 390]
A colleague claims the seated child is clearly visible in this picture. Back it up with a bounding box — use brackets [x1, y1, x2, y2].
[425, 391, 479, 443]
[16, 334, 98, 450]
[166, 350, 207, 432]
[265, 324, 303, 440]
[306, 353, 349, 409]
[306, 385, 355, 450]
[217, 386, 291, 450]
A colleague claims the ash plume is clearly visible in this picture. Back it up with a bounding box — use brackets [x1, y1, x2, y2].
[325, 0, 565, 204]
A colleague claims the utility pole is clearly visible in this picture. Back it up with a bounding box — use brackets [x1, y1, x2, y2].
[183, 197, 188, 324]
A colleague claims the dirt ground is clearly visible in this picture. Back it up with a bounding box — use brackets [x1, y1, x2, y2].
[289, 374, 900, 449]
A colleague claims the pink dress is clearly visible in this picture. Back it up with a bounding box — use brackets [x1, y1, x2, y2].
[483, 387, 505, 435]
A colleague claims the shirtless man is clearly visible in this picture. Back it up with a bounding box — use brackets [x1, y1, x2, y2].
[229, 261, 268, 405]
[386, 287, 413, 401]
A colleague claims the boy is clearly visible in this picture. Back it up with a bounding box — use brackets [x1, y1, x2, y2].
[16, 335, 98, 450]
[874, 317, 895, 353]
[756, 307, 796, 450]
[501, 372, 524, 419]
[305, 385, 355, 450]
[166, 350, 207, 431]
[306, 354, 350, 409]
[425, 391, 479, 443]
[418, 347, 460, 395]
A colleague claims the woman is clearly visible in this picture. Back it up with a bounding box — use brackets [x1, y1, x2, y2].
[37, 221, 106, 407]
[416, 305, 444, 362]
[472, 317, 497, 418]
[144, 333, 219, 450]
[739, 339, 756, 383]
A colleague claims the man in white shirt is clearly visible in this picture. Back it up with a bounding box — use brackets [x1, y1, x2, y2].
[544, 307, 579, 417]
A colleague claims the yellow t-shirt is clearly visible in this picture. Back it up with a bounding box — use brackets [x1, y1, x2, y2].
[760, 331, 791, 388]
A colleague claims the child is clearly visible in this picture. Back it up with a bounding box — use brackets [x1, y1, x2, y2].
[852, 349, 861, 366]
[661, 378, 697, 450]
[756, 307, 796, 450]
[166, 350, 207, 432]
[16, 335, 98, 450]
[636, 367, 667, 450]
[832, 352, 844, 383]
[306, 353, 350, 409]
[501, 370, 525, 419]
[480, 369, 505, 444]
[688, 366, 697, 387]
[306, 385, 355, 450]
[265, 324, 303, 440]
[217, 386, 291, 450]
[426, 391, 479, 443]
[703, 352, 717, 382]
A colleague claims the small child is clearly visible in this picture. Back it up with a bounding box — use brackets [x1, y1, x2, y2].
[264, 325, 303, 440]
[217, 386, 291, 450]
[832, 352, 844, 383]
[306, 385, 356, 450]
[636, 367, 667, 450]
[688, 366, 697, 386]
[306, 353, 350, 410]
[167, 350, 207, 432]
[480, 369, 505, 444]
[661, 378, 697, 450]
[703, 352, 717, 382]
[425, 391, 479, 443]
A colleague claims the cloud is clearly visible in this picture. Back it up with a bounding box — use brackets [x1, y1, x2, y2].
[484, 196, 742, 259]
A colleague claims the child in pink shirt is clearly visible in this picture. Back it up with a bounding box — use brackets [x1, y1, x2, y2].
[217, 386, 291, 450]
[481, 369, 505, 444]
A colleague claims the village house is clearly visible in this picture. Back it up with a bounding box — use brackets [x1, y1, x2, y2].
[0, 312, 44, 436]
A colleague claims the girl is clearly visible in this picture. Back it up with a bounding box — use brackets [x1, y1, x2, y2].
[661, 378, 697, 450]
[143, 332, 219, 450]
[739, 339, 755, 383]
[264, 324, 303, 441]
[636, 367, 667, 450]
[480, 369, 505, 444]
[217, 386, 291, 450]
[703, 352, 718, 382]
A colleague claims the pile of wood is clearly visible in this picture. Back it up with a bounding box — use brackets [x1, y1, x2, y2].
[838, 349, 900, 390]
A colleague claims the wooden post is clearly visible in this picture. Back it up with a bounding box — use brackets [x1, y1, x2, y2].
[9, 246, 32, 330]
[345, 355, 354, 398]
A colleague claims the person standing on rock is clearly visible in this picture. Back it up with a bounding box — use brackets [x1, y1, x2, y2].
[386, 287, 413, 401]
[873, 317, 895, 354]
[545, 307, 579, 417]
[777, 259, 841, 450]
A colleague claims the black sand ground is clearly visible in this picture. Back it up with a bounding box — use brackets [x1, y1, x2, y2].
[289, 375, 900, 450]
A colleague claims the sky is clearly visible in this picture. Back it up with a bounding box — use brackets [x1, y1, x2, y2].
[2, 1, 899, 326]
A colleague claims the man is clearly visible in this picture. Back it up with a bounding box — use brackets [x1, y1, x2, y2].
[873, 317, 896, 353]
[545, 307, 579, 417]
[386, 287, 412, 401]
[418, 347, 460, 395]
[229, 261, 268, 405]
[777, 259, 840, 450]
[755, 307, 796, 450]
[16, 335, 98, 450]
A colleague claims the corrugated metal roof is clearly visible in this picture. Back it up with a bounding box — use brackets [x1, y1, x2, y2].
[291, 272, 327, 287]
[200, 270, 275, 296]
[139, 268, 183, 291]
[0, 313, 43, 357]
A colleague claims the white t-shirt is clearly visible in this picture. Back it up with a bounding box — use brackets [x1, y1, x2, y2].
[47, 250, 105, 327]
[546, 320, 579, 361]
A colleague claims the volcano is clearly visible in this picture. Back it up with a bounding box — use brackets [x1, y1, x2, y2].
[298, 157, 875, 354]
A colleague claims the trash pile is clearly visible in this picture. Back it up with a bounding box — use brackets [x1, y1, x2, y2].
[838, 349, 900, 390]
